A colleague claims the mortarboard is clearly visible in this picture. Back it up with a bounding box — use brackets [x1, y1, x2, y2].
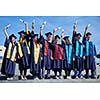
[55, 35, 60, 39]
[45, 32, 52, 37]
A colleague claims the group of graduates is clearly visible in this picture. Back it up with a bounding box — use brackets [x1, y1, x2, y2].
[0, 19, 97, 80]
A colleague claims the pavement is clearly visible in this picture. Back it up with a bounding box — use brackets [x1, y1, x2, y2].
[0, 64, 100, 83]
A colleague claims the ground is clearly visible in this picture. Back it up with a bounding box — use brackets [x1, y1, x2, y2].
[0, 64, 100, 83]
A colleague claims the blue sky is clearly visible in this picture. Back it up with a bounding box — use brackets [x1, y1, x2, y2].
[0, 16, 100, 55]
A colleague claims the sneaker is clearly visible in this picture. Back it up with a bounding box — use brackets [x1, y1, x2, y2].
[91, 75, 96, 79]
[67, 76, 71, 79]
[71, 75, 76, 79]
[7, 78, 10, 80]
[20, 75, 24, 80]
[56, 76, 59, 79]
[59, 76, 63, 79]
[24, 76, 27, 80]
[35, 77, 39, 80]
[7, 77, 13, 80]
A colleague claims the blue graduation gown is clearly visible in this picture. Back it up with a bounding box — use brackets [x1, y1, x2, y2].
[1, 39, 16, 76]
[17, 34, 30, 70]
[73, 39, 83, 71]
[62, 42, 73, 70]
[40, 36, 52, 70]
[82, 37, 97, 70]
[52, 41, 64, 70]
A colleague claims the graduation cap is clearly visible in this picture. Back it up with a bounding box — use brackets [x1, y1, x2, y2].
[76, 33, 82, 37]
[18, 30, 25, 35]
[31, 34, 38, 38]
[86, 32, 92, 36]
[45, 32, 52, 37]
[63, 36, 69, 40]
[9, 34, 17, 40]
[55, 35, 60, 39]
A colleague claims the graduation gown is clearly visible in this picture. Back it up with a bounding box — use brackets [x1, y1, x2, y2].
[1, 39, 17, 76]
[52, 41, 64, 70]
[62, 42, 73, 70]
[17, 35, 30, 70]
[82, 37, 97, 70]
[73, 39, 84, 71]
[40, 36, 52, 70]
[29, 39, 42, 75]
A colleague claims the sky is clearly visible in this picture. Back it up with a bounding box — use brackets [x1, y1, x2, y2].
[0, 16, 100, 55]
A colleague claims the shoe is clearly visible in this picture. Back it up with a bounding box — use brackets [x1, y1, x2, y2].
[71, 75, 76, 79]
[67, 76, 71, 79]
[35, 77, 39, 80]
[7, 78, 10, 80]
[91, 76, 96, 79]
[24, 76, 27, 80]
[56, 76, 59, 79]
[85, 75, 89, 79]
[7, 77, 13, 80]
[10, 77, 13, 80]
[20, 75, 24, 80]
[59, 76, 63, 79]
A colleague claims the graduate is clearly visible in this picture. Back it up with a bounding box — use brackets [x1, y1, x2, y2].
[52, 34, 64, 79]
[39, 25, 53, 79]
[61, 30, 73, 79]
[82, 26, 97, 79]
[29, 32, 42, 79]
[1, 25, 17, 80]
[17, 20, 30, 80]
[72, 32, 84, 79]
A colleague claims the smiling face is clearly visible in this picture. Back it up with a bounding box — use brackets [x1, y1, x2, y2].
[87, 35, 91, 40]
[21, 33, 25, 39]
[77, 35, 81, 40]
[47, 35, 51, 41]
[34, 36, 38, 42]
[55, 37, 59, 43]
[65, 38, 70, 44]
[11, 37, 16, 44]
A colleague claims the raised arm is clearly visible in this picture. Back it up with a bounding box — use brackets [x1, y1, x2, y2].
[3, 24, 10, 40]
[72, 23, 77, 44]
[32, 22, 34, 32]
[52, 28, 56, 42]
[19, 18, 29, 34]
[40, 21, 46, 36]
[84, 25, 88, 37]
[61, 29, 65, 43]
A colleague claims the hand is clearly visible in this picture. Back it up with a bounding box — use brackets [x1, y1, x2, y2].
[83, 56, 86, 60]
[73, 23, 76, 29]
[73, 58, 75, 61]
[61, 29, 64, 36]
[51, 57, 53, 60]
[53, 28, 57, 33]
[94, 56, 96, 60]
[4, 24, 11, 30]
[19, 18, 28, 25]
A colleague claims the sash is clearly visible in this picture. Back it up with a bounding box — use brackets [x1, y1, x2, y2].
[75, 41, 79, 56]
[44, 40, 48, 56]
[17, 39, 30, 58]
[65, 45, 72, 64]
[86, 40, 89, 56]
[55, 44, 58, 59]
[34, 43, 40, 64]
[60, 46, 63, 60]
[80, 44, 83, 57]
[6, 42, 17, 62]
